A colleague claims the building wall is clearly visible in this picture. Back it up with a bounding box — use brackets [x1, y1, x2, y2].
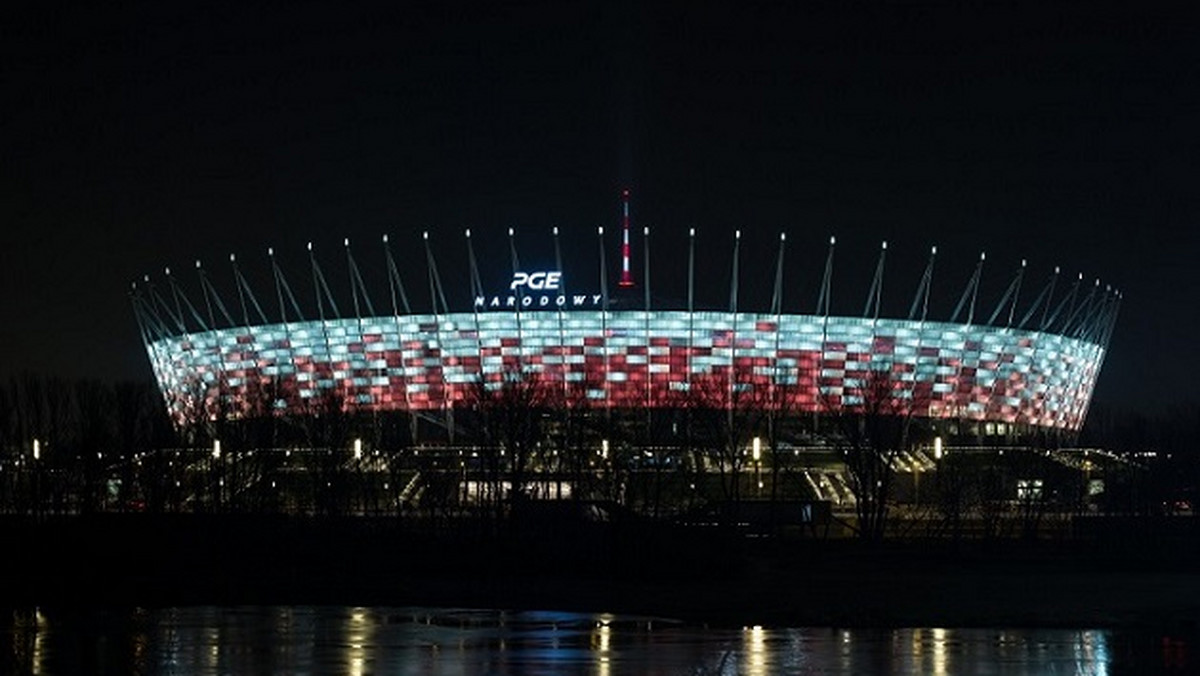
[148, 310, 1103, 430]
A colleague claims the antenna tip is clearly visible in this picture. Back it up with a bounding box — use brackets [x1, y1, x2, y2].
[143, 274, 150, 282]
[643, 226, 649, 236]
[552, 226, 558, 235]
[230, 253, 236, 262]
[164, 267, 170, 275]
[382, 234, 389, 243]
[507, 227, 514, 237]
[465, 228, 471, 238]
[195, 259, 202, 268]
[598, 226, 604, 235]
[306, 242, 313, 252]
[830, 236, 836, 245]
[267, 247, 273, 257]
[881, 240, 887, 250]
[1021, 259, 1027, 267]
[735, 230, 741, 240]
[780, 232, 786, 241]
[931, 245, 938, 255]
[980, 252, 986, 261]
[422, 231, 429, 241]
[344, 238, 350, 247]
[689, 227, 695, 237]
[1055, 266, 1061, 274]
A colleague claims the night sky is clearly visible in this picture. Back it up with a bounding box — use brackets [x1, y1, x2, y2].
[2, 2, 1196, 415]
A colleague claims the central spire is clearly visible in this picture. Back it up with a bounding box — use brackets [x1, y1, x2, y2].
[619, 188, 635, 288]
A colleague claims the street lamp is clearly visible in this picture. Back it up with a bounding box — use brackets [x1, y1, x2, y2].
[752, 437, 762, 495]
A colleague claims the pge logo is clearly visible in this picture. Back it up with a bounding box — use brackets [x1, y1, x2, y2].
[510, 271, 563, 291]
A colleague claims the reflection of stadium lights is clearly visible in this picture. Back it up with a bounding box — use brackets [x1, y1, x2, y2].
[752, 437, 761, 462]
[212, 439, 221, 459]
[601, 439, 609, 460]
[353, 438, 362, 459]
[934, 436, 943, 460]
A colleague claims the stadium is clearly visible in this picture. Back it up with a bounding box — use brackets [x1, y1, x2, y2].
[128, 206, 1121, 526]
[133, 238, 1116, 433]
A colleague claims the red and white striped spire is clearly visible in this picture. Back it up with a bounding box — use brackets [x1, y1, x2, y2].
[618, 188, 635, 287]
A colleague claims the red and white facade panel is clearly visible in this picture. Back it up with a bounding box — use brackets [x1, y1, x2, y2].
[149, 310, 1103, 430]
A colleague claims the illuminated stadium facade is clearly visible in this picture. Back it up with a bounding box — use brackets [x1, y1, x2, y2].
[132, 227, 1119, 437]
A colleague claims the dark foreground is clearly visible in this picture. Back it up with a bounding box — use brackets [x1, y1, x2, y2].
[5, 514, 1200, 629]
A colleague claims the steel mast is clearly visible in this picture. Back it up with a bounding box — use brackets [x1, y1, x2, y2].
[618, 189, 634, 288]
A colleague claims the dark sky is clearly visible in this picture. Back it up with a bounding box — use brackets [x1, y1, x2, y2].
[2, 1, 1196, 415]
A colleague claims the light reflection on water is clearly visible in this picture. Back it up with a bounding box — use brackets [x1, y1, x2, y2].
[0, 606, 1189, 674]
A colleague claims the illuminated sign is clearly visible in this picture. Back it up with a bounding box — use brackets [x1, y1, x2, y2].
[476, 270, 602, 309]
[510, 271, 562, 291]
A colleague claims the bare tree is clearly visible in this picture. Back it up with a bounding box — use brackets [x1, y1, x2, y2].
[465, 366, 555, 521]
[823, 367, 924, 541]
[682, 372, 771, 524]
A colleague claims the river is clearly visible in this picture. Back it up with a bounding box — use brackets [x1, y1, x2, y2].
[2, 606, 1191, 674]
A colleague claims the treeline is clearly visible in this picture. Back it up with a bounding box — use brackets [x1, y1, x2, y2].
[0, 374, 174, 512]
[1082, 402, 1200, 499]
[0, 374, 173, 456]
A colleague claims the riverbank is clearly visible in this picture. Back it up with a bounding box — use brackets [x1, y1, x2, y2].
[5, 514, 1199, 629]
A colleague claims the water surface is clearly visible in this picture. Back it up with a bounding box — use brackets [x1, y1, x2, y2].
[2, 606, 1191, 674]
